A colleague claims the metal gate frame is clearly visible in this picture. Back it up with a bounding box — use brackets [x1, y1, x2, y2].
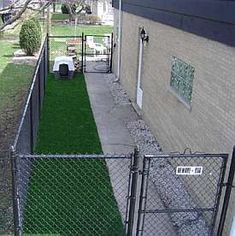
[48, 33, 113, 74]
[83, 33, 113, 73]
[135, 153, 229, 236]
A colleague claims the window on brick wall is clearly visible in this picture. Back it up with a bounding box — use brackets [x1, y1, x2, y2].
[170, 57, 195, 105]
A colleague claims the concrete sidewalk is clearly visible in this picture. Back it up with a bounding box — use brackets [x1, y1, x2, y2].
[85, 73, 138, 154]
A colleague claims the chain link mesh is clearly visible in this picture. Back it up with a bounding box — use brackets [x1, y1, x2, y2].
[14, 39, 48, 155]
[16, 155, 132, 236]
[137, 154, 227, 236]
[0, 154, 13, 235]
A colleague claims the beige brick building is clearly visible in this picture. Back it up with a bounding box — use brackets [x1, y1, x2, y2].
[112, 1, 235, 235]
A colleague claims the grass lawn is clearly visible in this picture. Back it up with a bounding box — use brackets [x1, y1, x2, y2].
[51, 13, 70, 21]
[51, 24, 113, 36]
[23, 74, 124, 236]
[0, 37, 34, 151]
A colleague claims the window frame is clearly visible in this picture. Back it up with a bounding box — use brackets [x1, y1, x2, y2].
[169, 57, 195, 110]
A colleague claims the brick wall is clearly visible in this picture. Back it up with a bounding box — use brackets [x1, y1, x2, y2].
[113, 9, 235, 235]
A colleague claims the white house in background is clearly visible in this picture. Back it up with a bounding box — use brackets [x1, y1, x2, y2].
[87, 0, 113, 25]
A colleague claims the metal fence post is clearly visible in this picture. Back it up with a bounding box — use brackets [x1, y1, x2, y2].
[127, 147, 140, 236]
[81, 32, 84, 73]
[110, 33, 114, 73]
[30, 97, 34, 154]
[217, 146, 235, 235]
[46, 33, 49, 73]
[10, 147, 21, 236]
[38, 64, 41, 116]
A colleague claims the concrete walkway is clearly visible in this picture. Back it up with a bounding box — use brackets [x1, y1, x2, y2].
[85, 73, 138, 154]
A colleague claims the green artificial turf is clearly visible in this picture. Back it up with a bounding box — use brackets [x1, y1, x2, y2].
[23, 73, 124, 236]
[34, 73, 101, 154]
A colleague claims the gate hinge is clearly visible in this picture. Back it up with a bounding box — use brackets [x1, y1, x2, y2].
[221, 183, 235, 188]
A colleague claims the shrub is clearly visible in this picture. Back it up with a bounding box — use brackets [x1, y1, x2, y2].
[31, 17, 41, 32]
[31, 17, 42, 41]
[19, 19, 41, 56]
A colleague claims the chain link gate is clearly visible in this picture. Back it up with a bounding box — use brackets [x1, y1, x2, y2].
[136, 153, 228, 236]
[49, 34, 113, 74]
[84, 34, 113, 73]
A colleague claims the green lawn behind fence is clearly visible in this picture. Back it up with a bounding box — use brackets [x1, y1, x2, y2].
[51, 24, 113, 36]
[23, 73, 124, 236]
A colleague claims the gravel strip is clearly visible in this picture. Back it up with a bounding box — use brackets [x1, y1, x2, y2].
[105, 74, 131, 105]
[105, 74, 209, 235]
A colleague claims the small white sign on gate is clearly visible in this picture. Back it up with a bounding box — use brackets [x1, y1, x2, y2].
[176, 166, 203, 175]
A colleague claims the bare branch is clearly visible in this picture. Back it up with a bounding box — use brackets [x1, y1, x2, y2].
[0, 0, 33, 31]
[0, 0, 93, 31]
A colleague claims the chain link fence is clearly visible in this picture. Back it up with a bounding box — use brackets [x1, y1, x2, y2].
[136, 154, 228, 236]
[12, 153, 134, 236]
[0, 153, 13, 235]
[0, 35, 48, 235]
[1, 29, 233, 236]
[13, 37, 48, 154]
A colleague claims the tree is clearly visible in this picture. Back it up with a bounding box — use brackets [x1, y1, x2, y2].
[0, 0, 93, 32]
[60, 0, 92, 21]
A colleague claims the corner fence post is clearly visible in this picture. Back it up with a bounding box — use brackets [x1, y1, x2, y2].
[10, 147, 21, 236]
[217, 146, 235, 235]
[127, 147, 140, 236]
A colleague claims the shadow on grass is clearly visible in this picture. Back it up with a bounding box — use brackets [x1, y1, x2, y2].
[0, 63, 34, 111]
